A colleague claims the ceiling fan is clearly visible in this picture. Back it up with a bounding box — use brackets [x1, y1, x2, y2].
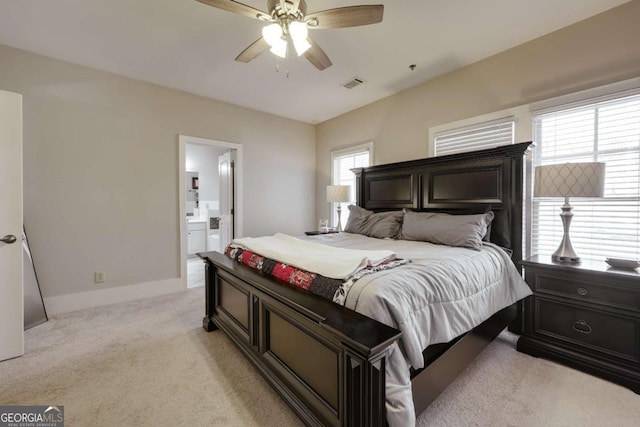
[196, 0, 384, 70]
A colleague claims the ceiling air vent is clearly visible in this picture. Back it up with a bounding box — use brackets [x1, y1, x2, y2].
[341, 77, 366, 89]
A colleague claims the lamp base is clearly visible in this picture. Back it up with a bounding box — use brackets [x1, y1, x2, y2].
[552, 253, 581, 264]
[552, 197, 580, 264]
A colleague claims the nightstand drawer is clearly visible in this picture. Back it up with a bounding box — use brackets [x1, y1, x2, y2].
[535, 298, 640, 362]
[534, 272, 640, 313]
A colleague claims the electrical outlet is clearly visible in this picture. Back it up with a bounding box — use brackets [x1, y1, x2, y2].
[94, 271, 105, 283]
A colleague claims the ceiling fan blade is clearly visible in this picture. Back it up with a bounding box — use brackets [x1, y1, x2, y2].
[306, 5, 384, 29]
[303, 38, 332, 70]
[235, 37, 270, 63]
[196, 0, 269, 20]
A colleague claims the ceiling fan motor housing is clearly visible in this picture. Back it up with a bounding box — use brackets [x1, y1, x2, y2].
[268, 0, 307, 18]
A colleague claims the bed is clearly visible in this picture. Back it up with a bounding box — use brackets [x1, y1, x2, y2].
[199, 141, 533, 426]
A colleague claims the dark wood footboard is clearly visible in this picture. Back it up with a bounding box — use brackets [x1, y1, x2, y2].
[200, 251, 401, 427]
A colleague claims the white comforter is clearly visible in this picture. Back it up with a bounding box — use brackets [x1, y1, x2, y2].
[230, 233, 396, 279]
[303, 232, 532, 427]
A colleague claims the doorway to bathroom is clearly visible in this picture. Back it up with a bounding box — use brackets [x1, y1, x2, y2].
[178, 135, 243, 288]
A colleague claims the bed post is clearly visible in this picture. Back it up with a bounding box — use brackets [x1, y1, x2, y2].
[202, 260, 218, 332]
[506, 143, 530, 272]
[505, 143, 533, 333]
[352, 167, 365, 208]
[344, 350, 387, 426]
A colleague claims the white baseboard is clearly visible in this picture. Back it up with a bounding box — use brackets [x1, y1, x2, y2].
[43, 278, 185, 315]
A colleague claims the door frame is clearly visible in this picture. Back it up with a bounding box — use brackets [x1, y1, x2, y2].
[217, 150, 234, 251]
[178, 135, 243, 288]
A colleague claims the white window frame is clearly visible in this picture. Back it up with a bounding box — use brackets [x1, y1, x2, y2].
[531, 88, 640, 261]
[330, 142, 373, 228]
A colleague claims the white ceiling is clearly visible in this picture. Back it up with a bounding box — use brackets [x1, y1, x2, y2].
[0, 0, 629, 123]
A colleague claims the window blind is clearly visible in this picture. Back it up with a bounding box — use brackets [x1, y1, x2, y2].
[532, 92, 640, 260]
[434, 117, 515, 156]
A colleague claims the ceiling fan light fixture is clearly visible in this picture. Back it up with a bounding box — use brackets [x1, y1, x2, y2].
[199, 0, 384, 70]
[292, 37, 311, 56]
[262, 23, 283, 47]
[289, 21, 311, 56]
[270, 38, 287, 58]
[289, 21, 308, 39]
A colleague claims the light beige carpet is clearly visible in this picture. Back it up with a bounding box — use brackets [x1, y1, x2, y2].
[1, 287, 638, 426]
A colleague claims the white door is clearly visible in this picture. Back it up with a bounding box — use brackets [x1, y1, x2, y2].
[218, 151, 234, 250]
[0, 90, 24, 361]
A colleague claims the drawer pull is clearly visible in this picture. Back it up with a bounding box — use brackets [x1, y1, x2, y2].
[576, 287, 588, 296]
[572, 320, 592, 335]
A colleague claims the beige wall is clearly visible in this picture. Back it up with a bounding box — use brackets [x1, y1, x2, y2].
[3, 1, 640, 304]
[0, 45, 316, 299]
[315, 1, 640, 222]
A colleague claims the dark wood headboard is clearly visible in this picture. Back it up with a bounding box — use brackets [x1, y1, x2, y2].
[352, 142, 533, 266]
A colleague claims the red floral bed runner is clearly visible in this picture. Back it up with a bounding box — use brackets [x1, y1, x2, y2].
[225, 245, 408, 305]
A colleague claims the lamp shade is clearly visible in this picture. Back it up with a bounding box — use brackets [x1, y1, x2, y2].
[534, 162, 606, 198]
[289, 21, 311, 56]
[262, 23, 283, 46]
[269, 39, 287, 58]
[327, 185, 351, 203]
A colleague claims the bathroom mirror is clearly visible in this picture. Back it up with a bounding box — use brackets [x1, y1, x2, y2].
[186, 171, 199, 212]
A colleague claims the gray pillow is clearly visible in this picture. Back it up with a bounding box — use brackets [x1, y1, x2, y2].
[344, 205, 404, 239]
[401, 211, 495, 250]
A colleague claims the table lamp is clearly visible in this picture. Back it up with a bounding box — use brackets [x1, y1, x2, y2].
[534, 162, 606, 263]
[326, 185, 351, 232]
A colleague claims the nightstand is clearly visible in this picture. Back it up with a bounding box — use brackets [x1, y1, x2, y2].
[517, 255, 640, 393]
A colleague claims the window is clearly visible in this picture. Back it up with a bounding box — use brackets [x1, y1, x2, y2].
[331, 143, 372, 228]
[532, 91, 640, 260]
[434, 117, 515, 156]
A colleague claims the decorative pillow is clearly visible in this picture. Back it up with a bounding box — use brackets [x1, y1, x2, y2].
[401, 211, 495, 250]
[344, 205, 404, 239]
